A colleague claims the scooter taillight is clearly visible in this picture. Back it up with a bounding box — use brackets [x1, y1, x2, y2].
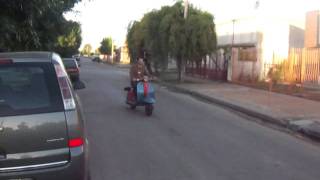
[128, 89, 135, 101]
[143, 82, 148, 97]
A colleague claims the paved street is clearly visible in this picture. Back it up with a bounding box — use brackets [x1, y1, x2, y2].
[77, 59, 320, 180]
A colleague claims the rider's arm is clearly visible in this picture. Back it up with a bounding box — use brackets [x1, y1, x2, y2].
[143, 65, 150, 76]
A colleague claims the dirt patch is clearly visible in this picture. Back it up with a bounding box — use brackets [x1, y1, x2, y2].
[234, 81, 320, 102]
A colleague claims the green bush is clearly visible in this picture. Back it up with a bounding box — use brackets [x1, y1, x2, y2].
[268, 64, 285, 84]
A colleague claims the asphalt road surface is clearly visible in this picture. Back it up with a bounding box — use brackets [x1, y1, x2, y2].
[77, 59, 320, 180]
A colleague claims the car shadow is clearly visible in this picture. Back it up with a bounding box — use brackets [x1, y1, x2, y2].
[73, 80, 86, 90]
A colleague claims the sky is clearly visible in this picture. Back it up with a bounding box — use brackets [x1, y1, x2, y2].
[64, 0, 320, 50]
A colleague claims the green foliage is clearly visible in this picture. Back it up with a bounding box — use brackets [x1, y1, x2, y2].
[127, 21, 144, 62]
[0, 0, 82, 52]
[99, 37, 113, 55]
[126, 1, 217, 79]
[54, 21, 82, 57]
[268, 64, 285, 84]
[81, 44, 92, 56]
[95, 48, 100, 55]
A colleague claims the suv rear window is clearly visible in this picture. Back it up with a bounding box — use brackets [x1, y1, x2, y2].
[0, 62, 64, 117]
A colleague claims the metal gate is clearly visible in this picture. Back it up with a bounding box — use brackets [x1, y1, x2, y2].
[186, 55, 228, 81]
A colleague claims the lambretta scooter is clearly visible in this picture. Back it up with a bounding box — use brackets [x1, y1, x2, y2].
[124, 76, 155, 116]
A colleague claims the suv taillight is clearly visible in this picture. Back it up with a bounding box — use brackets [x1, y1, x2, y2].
[67, 68, 79, 73]
[0, 59, 13, 64]
[68, 138, 84, 148]
[54, 64, 76, 110]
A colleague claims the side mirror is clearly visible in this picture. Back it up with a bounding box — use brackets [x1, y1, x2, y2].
[73, 80, 86, 90]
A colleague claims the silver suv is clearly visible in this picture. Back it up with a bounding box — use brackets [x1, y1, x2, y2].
[0, 52, 90, 180]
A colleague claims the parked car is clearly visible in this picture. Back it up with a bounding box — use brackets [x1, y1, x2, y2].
[72, 54, 81, 67]
[0, 52, 90, 180]
[91, 56, 101, 63]
[72, 54, 80, 60]
[63, 58, 80, 82]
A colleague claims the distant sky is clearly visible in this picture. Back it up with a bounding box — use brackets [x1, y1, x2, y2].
[64, 0, 320, 50]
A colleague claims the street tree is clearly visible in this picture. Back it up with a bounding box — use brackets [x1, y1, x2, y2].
[82, 44, 92, 56]
[99, 37, 113, 55]
[95, 48, 100, 55]
[160, 2, 217, 81]
[0, 0, 82, 52]
[142, 10, 169, 73]
[126, 1, 217, 81]
[127, 21, 144, 63]
[54, 21, 82, 57]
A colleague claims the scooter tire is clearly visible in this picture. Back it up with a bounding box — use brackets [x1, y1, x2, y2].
[130, 105, 136, 110]
[145, 104, 153, 116]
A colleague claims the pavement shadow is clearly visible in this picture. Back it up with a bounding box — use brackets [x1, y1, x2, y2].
[73, 80, 86, 90]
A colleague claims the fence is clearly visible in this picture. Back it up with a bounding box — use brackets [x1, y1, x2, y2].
[264, 48, 320, 84]
[186, 55, 228, 81]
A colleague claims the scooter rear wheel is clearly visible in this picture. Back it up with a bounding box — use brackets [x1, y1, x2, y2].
[130, 105, 136, 110]
[145, 104, 153, 116]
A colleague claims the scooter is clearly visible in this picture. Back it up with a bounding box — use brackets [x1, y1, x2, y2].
[124, 77, 155, 116]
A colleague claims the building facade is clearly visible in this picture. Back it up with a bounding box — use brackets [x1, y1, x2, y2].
[305, 10, 320, 48]
[216, 16, 305, 81]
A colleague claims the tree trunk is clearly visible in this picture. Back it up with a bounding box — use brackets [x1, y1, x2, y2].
[145, 59, 153, 75]
[200, 59, 202, 77]
[153, 61, 159, 75]
[196, 61, 199, 75]
[204, 58, 207, 78]
[191, 61, 194, 76]
[177, 56, 185, 82]
[202, 58, 205, 78]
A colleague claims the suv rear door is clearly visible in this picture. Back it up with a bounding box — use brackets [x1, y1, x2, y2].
[0, 62, 69, 172]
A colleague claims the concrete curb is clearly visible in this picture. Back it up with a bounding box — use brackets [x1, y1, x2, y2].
[156, 80, 320, 142]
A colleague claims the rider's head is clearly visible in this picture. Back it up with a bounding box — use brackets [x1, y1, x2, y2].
[137, 58, 144, 65]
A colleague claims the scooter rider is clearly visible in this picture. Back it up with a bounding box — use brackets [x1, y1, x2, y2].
[129, 58, 150, 96]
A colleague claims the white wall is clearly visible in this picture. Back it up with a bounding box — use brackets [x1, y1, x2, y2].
[289, 25, 305, 48]
[259, 21, 290, 64]
[217, 17, 259, 46]
[216, 17, 307, 81]
[318, 14, 320, 46]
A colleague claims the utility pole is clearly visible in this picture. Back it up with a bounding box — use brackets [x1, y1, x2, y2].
[184, 0, 189, 19]
[232, 19, 236, 51]
[231, 19, 236, 66]
[231, 19, 236, 49]
[179, 0, 188, 82]
[227, 19, 236, 82]
[111, 39, 114, 63]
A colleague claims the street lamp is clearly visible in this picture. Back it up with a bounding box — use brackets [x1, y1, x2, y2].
[231, 19, 236, 65]
[226, 19, 237, 82]
[232, 19, 236, 50]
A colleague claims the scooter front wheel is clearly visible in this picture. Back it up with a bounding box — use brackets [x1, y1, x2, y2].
[145, 104, 153, 116]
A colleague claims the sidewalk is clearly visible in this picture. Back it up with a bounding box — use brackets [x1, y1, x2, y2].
[159, 76, 320, 141]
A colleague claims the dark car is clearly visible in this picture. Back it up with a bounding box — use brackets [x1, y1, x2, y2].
[91, 56, 101, 63]
[0, 52, 90, 180]
[63, 58, 80, 82]
[72, 55, 81, 67]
